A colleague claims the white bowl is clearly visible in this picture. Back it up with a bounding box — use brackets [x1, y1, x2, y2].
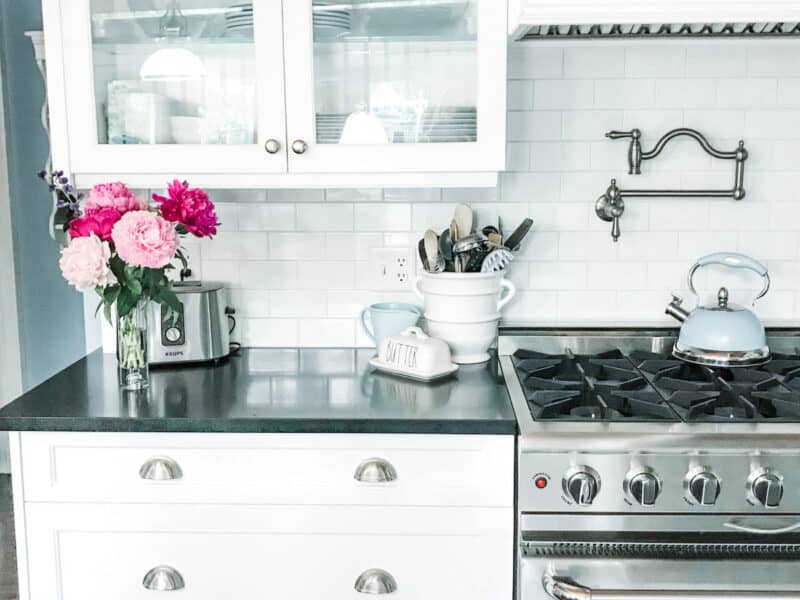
[425, 317, 499, 365]
[414, 272, 515, 322]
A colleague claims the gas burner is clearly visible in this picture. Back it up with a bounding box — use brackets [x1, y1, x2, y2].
[748, 391, 800, 420]
[716, 368, 785, 395]
[527, 388, 677, 421]
[652, 363, 718, 392]
[667, 391, 757, 422]
[759, 353, 800, 376]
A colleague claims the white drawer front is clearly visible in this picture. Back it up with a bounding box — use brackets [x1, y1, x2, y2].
[21, 432, 514, 507]
[25, 504, 513, 600]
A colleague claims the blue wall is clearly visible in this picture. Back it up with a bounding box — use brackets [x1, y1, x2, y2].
[1, 1, 86, 390]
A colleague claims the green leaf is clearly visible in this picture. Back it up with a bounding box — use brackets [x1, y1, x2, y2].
[128, 277, 142, 297]
[117, 288, 137, 319]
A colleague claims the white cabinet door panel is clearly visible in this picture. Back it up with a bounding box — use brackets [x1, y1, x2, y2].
[22, 432, 514, 507]
[49, 0, 287, 177]
[283, 0, 507, 174]
[25, 503, 513, 600]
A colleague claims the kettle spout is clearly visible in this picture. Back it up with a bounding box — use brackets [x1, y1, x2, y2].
[665, 295, 690, 323]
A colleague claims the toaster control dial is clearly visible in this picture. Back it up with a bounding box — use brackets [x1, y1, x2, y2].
[165, 327, 182, 343]
[748, 469, 783, 508]
[564, 467, 600, 506]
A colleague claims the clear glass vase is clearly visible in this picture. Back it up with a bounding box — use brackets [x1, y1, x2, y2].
[117, 301, 150, 390]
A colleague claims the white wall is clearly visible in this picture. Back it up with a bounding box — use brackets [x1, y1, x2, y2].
[91, 40, 800, 349]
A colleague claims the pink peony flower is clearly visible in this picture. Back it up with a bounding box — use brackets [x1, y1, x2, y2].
[68, 208, 121, 242]
[85, 182, 147, 215]
[59, 235, 116, 290]
[153, 179, 219, 238]
[112, 210, 179, 269]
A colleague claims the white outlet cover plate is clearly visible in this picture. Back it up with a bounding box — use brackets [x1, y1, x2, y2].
[369, 247, 415, 291]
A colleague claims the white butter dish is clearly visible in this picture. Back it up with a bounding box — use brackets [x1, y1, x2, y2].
[369, 357, 458, 383]
[371, 327, 459, 382]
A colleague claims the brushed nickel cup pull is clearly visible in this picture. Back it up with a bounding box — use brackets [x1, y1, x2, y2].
[355, 569, 398, 594]
[291, 139, 308, 154]
[264, 138, 281, 154]
[139, 457, 183, 481]
[354, 458, 397, 483]
[142, 566, 185, 591]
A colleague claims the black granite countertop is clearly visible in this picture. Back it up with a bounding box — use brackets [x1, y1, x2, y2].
[0, 349, 516, 434]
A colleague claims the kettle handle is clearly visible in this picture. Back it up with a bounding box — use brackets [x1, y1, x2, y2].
[688, 252, 770, 303]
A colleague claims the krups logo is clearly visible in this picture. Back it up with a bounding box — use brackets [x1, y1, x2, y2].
[165, 351, 185, 357]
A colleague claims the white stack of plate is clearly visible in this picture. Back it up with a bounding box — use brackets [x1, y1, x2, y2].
[313, 0, 350, 36]
[225, 3, 253, 36]
[315, 107, 477, 144]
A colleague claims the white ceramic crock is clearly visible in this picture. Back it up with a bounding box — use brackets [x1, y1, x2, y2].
[426, 316, 500, 364]
[413, 272, 516, 322]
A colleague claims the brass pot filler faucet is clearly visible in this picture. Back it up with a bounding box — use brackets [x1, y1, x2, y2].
[595, 128, 748, 241]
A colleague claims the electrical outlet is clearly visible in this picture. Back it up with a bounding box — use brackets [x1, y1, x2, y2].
[370, 248, 414, 291]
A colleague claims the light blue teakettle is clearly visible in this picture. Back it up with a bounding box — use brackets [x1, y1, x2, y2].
[665, 252, 771, 368]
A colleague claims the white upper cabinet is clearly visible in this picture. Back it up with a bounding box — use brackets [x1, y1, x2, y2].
[42, 0, 507, 188]
[510, 0, 800, 38]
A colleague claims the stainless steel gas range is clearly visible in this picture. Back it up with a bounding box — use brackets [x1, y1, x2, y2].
[499, 328, 800, 600]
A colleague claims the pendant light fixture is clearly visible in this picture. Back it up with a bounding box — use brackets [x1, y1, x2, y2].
[139, 0, 207, 81]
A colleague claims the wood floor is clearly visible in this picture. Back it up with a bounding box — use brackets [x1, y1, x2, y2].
[0, 476, 17, 600]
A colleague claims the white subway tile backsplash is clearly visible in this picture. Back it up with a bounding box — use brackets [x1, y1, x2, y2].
[237, 203, 295, 232]
[564, 47, 625, 79]
[207, 40, 800, 346]
[654, 79, 716, 109]
[686, 46, 746, 78]
[296, 203, 354, 231]
[529, 262, 586, 290]
[625, 47, 686, 78]
[269, 233, 326, 260]
[508, 79, 534, 110]
[299, 319, 355, 347]
[201, 232, 268, 261]
[562, 111, 624, 141]
[355, 204, 411, 231]
[534, 80, 594, 110]
[297, 262, 355, 290]
[508, 111, 562, 141]
[594, 80, 656, 109]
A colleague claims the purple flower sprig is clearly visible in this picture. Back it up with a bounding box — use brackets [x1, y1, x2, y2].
[38, 169, 84, 217]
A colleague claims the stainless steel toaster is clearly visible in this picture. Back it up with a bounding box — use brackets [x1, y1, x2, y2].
[147, 281, 232, 365]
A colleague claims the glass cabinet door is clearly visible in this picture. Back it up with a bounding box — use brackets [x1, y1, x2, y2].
[60, 0, 287, 177]
[283, 0, 506, 174]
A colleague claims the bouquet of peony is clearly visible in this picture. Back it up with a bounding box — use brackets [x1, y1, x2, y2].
[41, 172, 219, 388]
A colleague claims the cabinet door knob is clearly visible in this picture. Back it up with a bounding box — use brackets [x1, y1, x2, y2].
[139, 457, 183, 481]
[355, 568, 398, 594]
[291, 139, 308, 154]
[264, 139, 281, 154]
[142, 566, 185, 591]
[354, 458, 397, 483]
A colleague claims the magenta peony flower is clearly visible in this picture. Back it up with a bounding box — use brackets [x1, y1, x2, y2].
[68, 208, 121, 241]
[59, 235, 116, 290]
[112, 210, 179, 269]
[85, 182, 147, 215]
[153, 180, 219, 238]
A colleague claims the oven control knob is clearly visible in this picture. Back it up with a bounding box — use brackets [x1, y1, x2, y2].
[625, 470, 661, 507]
[564, 468, 600, 506]
[749, 469, 783, 508]
[686, 471, 721, 506]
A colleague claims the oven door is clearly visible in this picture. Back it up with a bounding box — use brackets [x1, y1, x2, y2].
[520, 514, 800, 600]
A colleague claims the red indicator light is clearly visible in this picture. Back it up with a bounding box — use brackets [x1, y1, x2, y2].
[535, 477, 548, 489]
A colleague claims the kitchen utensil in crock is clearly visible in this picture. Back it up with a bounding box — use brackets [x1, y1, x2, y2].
[665, 252, 771, 368]
[452, 233, 489, 273]
[504, 217, 534, 252]
[481, 247, 514, 272]
[424, 229, 444, 273]
[453, 204, 473, 240]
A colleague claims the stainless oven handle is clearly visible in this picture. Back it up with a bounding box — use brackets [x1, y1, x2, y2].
[543, 573, 800, 600]
[723, 520, 800, 535]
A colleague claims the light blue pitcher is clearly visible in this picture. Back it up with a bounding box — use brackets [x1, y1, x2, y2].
[360, 303, 421, 348]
